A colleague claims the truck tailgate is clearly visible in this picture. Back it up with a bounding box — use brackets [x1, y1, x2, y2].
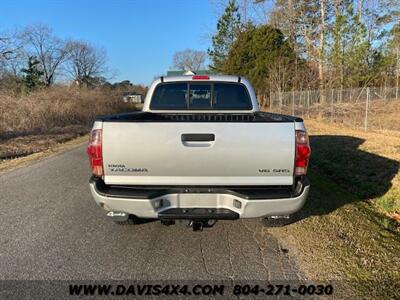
[102, 122, 295, 186]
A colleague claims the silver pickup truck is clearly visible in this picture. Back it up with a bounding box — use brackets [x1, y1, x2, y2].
[87, 75, 310, 230]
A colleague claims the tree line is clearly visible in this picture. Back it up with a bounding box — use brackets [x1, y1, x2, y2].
[205, 0, 400, 103]
[0, 23, 111, 92]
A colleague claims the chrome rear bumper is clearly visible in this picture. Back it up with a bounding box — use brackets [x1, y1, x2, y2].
[89, 178, 310, 219]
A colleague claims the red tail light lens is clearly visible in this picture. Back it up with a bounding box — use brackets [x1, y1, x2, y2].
[87, 129, 103, 177]
[295, 130, 311, 176]
[192, 75, 209, 80]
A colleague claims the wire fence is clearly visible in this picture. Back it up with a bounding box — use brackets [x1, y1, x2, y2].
[268, 87, 400, 131]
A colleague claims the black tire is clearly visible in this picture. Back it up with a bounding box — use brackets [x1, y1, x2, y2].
[160, 220, 175, 226]
[113, 218, 136, 225]
[114, 216, 158, 226]
[262, 216, 292, 227]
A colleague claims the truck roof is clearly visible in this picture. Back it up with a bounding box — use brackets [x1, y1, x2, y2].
[159, 74, 241, 83]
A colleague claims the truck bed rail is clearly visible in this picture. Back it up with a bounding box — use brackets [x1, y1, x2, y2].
[96, 111, 303, 123]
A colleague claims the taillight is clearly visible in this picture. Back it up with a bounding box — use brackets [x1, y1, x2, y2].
[87, 129, 103, 177]
[295, 130, 311, 176]
[192, 75, 209, 80]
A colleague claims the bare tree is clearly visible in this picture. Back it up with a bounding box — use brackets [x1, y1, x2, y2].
[20, 24, 68, 86]
[0, 30, 24, 75]
[293, 0, 330, 102]
[172, 49, 207, 71]
[65, 40, 107, 86]
[0, 37, 15, 61]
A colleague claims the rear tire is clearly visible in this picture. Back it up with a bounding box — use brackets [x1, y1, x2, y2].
[262, 216, 292, 227]
[113, 218, 135, 225]
[113, 215, 136, 225]
[113, 216, 158, 225]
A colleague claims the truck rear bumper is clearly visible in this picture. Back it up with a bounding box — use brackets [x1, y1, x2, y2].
[89, 178, 310, 219]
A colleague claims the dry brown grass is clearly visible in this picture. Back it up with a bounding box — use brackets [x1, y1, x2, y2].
[0, 86, 136, 136]
[305, 119, 400, 170]
[275, 100, 400, 132]
[305, 119, 400, 216]
[0, 135, 88, 173]
[0, 86, 139, 159]
[269, 119, 400, 298]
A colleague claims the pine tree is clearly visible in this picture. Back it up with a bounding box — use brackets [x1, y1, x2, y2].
[207, 0, 241, 71]
[222, 24, 299, 94]
[330, 0, 352, 89]
[21, 56, 44, 90]
[345, 4, 370, 86]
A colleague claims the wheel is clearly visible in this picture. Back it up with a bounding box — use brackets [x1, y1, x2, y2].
[112, 214, 137, 225]
[160, 220, 175, 226]
[262, 216, 292, 227]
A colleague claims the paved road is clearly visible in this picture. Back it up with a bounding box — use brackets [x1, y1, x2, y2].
[0, 145, 303, 281]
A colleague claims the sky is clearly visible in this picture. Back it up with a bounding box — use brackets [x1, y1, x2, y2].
[1, 0, 219, 85]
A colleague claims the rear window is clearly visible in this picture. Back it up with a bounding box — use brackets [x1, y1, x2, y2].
[150, 82, 252, 110]
[150, 83, 187, 109]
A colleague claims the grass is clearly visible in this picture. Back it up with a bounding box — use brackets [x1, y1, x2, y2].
[0, 86, 140, 159]
[0, 86, 134, 135]
[0, 125, 88, 159]
[0, 135, 88, 173]
[276, 100, 400, 132]
[270, 119, 400, 299]
[305, 119, 400, 219]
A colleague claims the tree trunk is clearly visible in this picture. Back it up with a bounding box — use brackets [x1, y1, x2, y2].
[396, 47, 399, 100]
[358, 0, 363, 18]
[333, 0, 344, 91]
[319, 0, 326, 104]
[288, 0, 295, 50]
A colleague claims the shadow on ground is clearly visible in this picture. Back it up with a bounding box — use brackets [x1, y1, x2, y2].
[294, 135, 399, 220]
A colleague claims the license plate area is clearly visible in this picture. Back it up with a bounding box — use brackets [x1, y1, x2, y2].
[158, 208, 239, 220]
